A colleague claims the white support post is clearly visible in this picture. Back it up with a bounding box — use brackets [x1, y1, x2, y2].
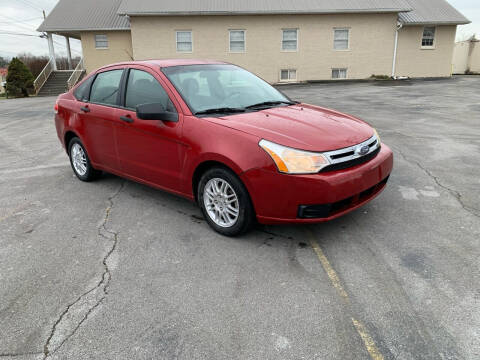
[65, 36, 72, 70]
[47, 32, 57, 70]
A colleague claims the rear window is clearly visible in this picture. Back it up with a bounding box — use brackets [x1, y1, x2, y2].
[89, 70, 123, 106]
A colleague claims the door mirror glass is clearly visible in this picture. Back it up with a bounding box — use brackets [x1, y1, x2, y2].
[136, 103, 178, 122]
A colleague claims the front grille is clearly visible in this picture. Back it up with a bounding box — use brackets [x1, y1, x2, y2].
[297, 176, 389, 219]
[320, 147, 380, 172]
[320, 135, 380, 173]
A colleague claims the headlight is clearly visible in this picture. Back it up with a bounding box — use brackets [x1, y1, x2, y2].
[373, 128, 381, 144]
[259, 139, 330, 174]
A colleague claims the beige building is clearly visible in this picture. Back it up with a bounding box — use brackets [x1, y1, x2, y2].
[453, 36, 480, 74]
[37, 0, 469, 92]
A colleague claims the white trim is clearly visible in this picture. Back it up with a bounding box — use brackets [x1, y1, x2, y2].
[333, 28, 350, 51]
[420, 26, 436, 49]
[281, 28, 298, 52]
[175, 30, 193, 53]
[229, 29, 246, 53]
[331, 68, 348, 79]
[279, 69, 297, 82]
[94, 34, 109, 49]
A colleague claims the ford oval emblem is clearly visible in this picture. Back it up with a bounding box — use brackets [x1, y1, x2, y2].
[357, 145, 370, 156]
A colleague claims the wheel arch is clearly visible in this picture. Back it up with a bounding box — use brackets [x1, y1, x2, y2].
[64, 130, 79, 154]
[192, 160, 238, 202]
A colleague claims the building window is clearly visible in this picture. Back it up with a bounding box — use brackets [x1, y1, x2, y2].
[95, 34, 108, 49]
[229, 30, 245, 52]
[176, 31, 192, 52]
[334, 29, 349, 50]
[332, 68, 347, 79]
[421, 27, 435, 47]
[282, 29, 298, 51]
[280, 69, 296, 81]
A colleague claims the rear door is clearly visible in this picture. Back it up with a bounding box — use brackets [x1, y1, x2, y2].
[80, 68, 124, 171]
[114, 67, 184, 192]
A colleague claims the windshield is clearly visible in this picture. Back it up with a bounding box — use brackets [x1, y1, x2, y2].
[162, 64, 292, 115]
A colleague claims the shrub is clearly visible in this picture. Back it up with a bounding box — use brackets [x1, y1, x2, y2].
[370, 74, 391, 80]
[6, 57, 34, 97]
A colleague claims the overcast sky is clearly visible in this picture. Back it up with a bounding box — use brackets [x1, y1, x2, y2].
[0, 0, 479, 58]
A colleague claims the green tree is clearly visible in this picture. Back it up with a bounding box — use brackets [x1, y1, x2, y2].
[6, 57, 34, 98]
[0, 56, 9, 68]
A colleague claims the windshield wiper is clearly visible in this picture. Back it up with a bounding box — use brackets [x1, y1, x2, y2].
[195, 107, 246, 115]
[245, 100, 297, 109]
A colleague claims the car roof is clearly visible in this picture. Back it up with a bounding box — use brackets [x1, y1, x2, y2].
[97, 59, 229, 71]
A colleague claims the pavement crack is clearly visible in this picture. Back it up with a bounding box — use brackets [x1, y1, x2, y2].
[42, 181, 126, 359]
[394, 147, 480, 218]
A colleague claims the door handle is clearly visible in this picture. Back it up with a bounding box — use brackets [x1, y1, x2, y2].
[120, 115, 134, 123]
[80, 106, 90, 113]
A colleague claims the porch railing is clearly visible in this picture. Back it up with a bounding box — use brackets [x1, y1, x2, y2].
[33, 58, 54, 95]
[67, 58, 85, 90]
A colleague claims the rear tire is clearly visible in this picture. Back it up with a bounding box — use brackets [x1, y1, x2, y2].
[198, 167, 255, 236]
[68, 137, 101, 182]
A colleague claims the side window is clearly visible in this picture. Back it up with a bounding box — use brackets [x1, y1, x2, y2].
[421, 26, 435, 47]
[89, 70, 123, 106]
[73, 76, 94, 101]
[125, 69, 176, 112]
[95, 34, 108, 49]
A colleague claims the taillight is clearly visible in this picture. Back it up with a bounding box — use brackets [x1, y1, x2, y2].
[54, 103, 58, 114]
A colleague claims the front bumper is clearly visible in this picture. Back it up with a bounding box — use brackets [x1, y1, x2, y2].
[240, 144, 393, 224]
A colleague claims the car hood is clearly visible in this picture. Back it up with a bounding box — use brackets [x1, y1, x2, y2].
[211, 104, 374, 152]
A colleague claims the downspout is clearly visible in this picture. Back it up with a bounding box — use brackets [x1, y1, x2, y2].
[391, 21, 403, 79]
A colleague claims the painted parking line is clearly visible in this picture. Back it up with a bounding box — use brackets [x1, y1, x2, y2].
[306, 229, 384, 360]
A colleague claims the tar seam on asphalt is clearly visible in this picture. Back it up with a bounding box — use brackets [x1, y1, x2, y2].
[307, 229, 385, 360]
[394, 147, 480, 218]
[42, 181, 126, 359]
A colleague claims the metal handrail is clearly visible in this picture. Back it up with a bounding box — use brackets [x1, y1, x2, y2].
[33, 58, 54, 95]
[67, 58, 85, 90]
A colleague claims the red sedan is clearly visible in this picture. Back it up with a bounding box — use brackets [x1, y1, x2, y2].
[54, 59, 393, 236]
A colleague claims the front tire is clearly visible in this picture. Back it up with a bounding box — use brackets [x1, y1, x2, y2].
[198, 167, 255, 236]
[68, 137, 101, 182]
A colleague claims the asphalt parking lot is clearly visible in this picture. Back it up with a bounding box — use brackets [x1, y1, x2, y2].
[1, 76, 479, 360]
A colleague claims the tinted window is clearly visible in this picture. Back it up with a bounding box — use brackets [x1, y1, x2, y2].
[90, 70, 123, 106]
[125, 69, 175, 112]
[73, 76, 94, 101]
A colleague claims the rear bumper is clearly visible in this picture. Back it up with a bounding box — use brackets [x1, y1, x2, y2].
[240, 144, 393, 224]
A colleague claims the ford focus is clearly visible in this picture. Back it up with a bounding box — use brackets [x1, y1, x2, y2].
[54, 60, 393, 236]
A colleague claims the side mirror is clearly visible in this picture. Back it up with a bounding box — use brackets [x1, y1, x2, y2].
[136, 103, 178, 122]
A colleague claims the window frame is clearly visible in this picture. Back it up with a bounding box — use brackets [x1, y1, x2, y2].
[280, 69, 297, 82]
[229, 29, 246, 53]
[94, 34, 108, 49]
[176, 30, 193, 53]
[331, 68, 347, 80]
[333, 28, 350, 51]
[281, 28, 298, 52]
[88, 68, 126, 107]
[121, 68, 177, 113]
[421, 26, 436, 49]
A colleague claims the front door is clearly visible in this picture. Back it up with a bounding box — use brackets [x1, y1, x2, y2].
[115, 68, 184, 192]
